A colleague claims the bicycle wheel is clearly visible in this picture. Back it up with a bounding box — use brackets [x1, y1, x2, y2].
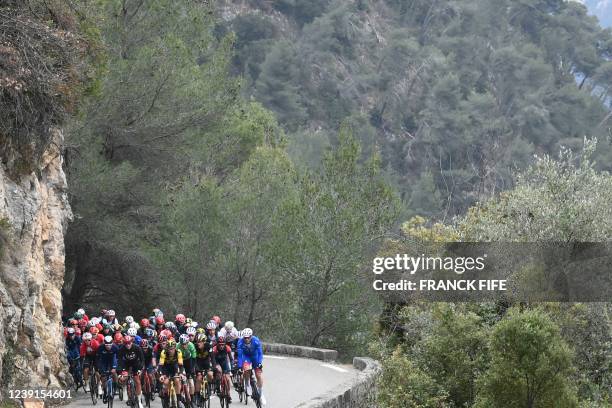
[117, 381, 123, 401]
[143, 373, 151, 408]
[106, 378, 114, 408]
[127, 377, 137, 407]
[90, 370, 98, 405]
[250, 376, 261, 408]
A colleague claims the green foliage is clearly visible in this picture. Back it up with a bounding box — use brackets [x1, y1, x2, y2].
[229, 0, 612, 217]
[377, 346, 450, 408]
[475, 308, 578, 408]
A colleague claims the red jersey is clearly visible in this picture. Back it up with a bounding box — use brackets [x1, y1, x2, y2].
[80, 339, 100, 357]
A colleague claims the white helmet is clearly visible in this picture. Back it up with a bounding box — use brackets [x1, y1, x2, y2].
[127, 328, 137, 337]
[125, 316, 134, 324]
[206, 321, 216, 330]
[242, 328, 253, 338]
[191, 321, 198, 328]
[186, 327, 196, 335]
[77, 308, 86, 315]
[82, 332, 93, 340]
[224, 321, 234, 330]
[129, 322, 138, 329]
[91, 317, 100, 325]
[88, 320, 96, 327]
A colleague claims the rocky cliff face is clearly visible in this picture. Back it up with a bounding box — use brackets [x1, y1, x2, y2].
[0, 128, 72, 393]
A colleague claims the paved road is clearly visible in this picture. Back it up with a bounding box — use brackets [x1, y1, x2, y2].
[67, 355, 358, 408]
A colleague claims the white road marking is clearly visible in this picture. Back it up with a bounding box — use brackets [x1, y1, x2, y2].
[321, 363, 348, 373]
[264, 355, 288, 359]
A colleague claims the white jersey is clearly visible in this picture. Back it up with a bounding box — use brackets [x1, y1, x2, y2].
[219, 327, 240, 342]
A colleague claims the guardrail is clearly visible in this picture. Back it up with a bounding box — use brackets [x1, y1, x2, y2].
[262, 342, 380, 408]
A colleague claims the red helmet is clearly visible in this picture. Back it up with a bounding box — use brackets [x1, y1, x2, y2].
[123, 335, 133, 344]
[160, 329, 172, 339]
[113, 332, 123, 343]
[140, 318, 150, 327]
[140, 339, 149, 348]
[212, 316, 221, 326]
[155, 316, 165, 325]
[175, 314, 186, 324]
[158, 334, 168, 342]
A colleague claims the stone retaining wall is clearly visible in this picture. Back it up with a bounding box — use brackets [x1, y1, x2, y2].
[262, 342, 338, 362]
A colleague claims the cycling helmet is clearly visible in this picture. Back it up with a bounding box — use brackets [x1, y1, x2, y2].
[74, 311, 83, 320]
[67, 327, 75, 335]
[242, 328, 253, 338]
[104, 335, 113, 344]
[224, 321, 234, 330]
[88, 320, 96, 328]
[179, 334, 190, 344]
[175, 314, 186, 324]
[165, 322, 175, 329]
[154, 309, 164, 317]
[167, 339, 177, 349]
[145, 328, 155, 338]
[123, 335, 133, 344]
[83, 332, 92, 340]
[113, 323, 122, 332]
[108, 310, 116, 317]
[191, 321, 198, 328]
[186, 327, 196, 335]
[212, 316, 221, 326]
[140, 339, 149, 348]
[125, 316, 134, 324]
[195, 333, 206, 343]
[185, 318, 192, 325]
[129, 322, 138, 330]
[206, 321, 216, 330]
[127, 328, 137, 337]
[160, 329, 172, 338]
[91, 317, 100, 325]
[196, 328, 205, 334]
[155, 316, 165, 325]
[78, 308, 86, 315]
[217, 336, 226, 344]
[158, 334, 168, 342]
[140, 318, 150, 327]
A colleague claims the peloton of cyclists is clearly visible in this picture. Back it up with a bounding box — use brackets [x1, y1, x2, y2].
[63, 307, 267, 406]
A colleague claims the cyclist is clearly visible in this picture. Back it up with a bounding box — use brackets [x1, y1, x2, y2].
[237, 328, 266, 405]
[154, 316, 165, 333]
[139, 339, 157, 401]
[65, 327, 82, 383]
[175, 314, 187, 335]
[193, 333, 213, 401]
[96, 335, 119, 401]
[138, 319, 151, 337]
[103, 310, 119, 326]
[157, 339, 185, 402]
[205, 321, 217, 345]
[178, 334, 196, 400]
[90, 326, 104, 344]
[80, 332, 100, 392]
[212, 336, 233, 403]
[185, 326, 197, 343]
[118, 335, 145, 408]
[219, 321, 239, 359]
[122, 316, 135, 331]
[127, 327, 142, 345]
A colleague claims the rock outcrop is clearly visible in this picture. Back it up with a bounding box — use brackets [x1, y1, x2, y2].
[0, 129, 72, 394]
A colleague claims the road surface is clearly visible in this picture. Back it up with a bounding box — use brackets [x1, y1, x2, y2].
[67, 355, 359, 408]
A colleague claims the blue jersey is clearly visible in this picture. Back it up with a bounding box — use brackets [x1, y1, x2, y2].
[65, 336, 82, 360]
[237, 336, 263, 367]
[96, 344, 119, 372]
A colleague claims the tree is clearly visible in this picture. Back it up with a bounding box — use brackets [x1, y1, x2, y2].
[475, 308, 578, 408]
[273, 126, 399, 353]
